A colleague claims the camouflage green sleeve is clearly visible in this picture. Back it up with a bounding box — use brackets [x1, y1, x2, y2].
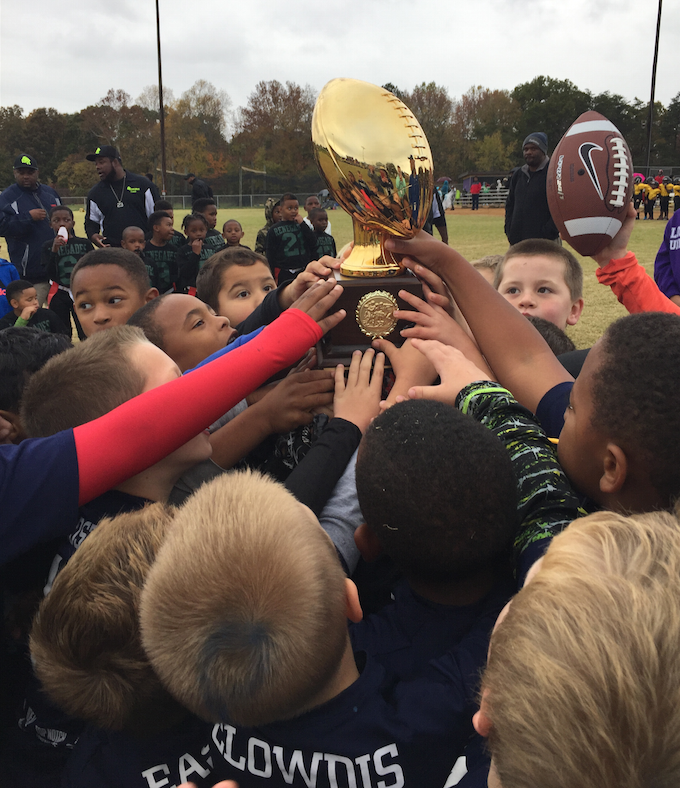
[456, 381, 585, 582]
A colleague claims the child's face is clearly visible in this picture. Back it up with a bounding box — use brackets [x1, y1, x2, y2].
[50, 210, 74, 234]
[304, 196, 320, 215]
[120, 229, 146, 254]
[151, 294, 236, 372]
[72, 265, 153, 336]
[154, 217, 176, 243]
[185, 221, 207, 242]
[496, 255, 583, 330]
[199, 205, 218, 229]
[222, 221, 244, 247]
[11, 287, 38, 312]
[311, 212, 328, 234]
[129, 340, 212, 466]
[280, 200, 299, 222]
[557, 340, 609, 503]
[217, 261, 276, 326]
[272, 205, 283, 223]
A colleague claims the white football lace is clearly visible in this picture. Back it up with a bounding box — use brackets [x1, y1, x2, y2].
[609, 138, 630, 208]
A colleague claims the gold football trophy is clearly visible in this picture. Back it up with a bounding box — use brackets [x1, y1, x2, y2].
[312, 78, 434, 365]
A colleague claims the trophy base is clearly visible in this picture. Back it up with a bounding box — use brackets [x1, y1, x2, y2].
[316, 271, 423, 367]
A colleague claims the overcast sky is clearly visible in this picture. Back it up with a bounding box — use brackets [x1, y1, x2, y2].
[1, 0, 677, 127]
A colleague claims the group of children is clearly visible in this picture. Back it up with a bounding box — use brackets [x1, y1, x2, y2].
[3, 187, 680, 788]
[633, 175, 680, 221]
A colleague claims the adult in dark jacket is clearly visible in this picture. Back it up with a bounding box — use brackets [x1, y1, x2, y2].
[504, 132, 559, 246]
[85, 145, 159, 247]
[184, 173, 213, 206]
[0, 154, 61, 304]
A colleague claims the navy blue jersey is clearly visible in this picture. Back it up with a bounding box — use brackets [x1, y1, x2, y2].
[351, 578, 512, 681]
[63, 716, 214, 788]
[208, 616, 495, 788]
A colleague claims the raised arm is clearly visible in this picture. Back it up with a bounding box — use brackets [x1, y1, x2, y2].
[384, 232, 572, 412]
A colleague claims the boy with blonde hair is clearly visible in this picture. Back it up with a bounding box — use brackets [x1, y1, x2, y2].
[475, 508, 680, 788]
[141, 471, 495, 787]
[30, 504, 216, 787]
[493, 239, 584, 330]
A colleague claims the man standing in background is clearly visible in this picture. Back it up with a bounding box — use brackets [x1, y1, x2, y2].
[85, 146, 158, 247]
[504, 132, 558, 245]
[0, 155, 61, 305]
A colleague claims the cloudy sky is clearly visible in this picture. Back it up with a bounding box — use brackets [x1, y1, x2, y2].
[1, 0, 677, 125]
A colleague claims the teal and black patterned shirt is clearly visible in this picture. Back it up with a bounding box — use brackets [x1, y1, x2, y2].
[457, 381, 585, 582]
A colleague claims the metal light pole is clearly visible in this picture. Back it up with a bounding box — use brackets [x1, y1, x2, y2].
[155, 0, 167, 196]
[645, 0, 663, 176]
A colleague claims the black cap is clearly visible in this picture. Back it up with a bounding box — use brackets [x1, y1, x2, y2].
[13, 154, 38, 170]
[184, 173, 196, 180]
[86, 145, 121, 161]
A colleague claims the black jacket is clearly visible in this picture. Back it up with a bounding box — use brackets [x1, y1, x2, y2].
[504, 158, 558, 245]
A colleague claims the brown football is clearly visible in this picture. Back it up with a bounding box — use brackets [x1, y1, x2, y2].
[547, 111, 633, 256]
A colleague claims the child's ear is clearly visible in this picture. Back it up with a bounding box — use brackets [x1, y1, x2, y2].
[354, 523, 383, 563]
[0, 409, 26, 444]
[600, 442, 627, 496]
[472, 688, 493, 738]
[145, 288, 160, 304]
[566, 297, 585, 326]
[344, 578, 363, 623]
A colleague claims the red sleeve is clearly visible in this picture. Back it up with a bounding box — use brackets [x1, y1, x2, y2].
[74, 309, 321, 504]
[596, 252, 680, 316]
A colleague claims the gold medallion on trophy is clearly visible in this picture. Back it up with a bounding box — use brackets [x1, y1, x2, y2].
[312, 78, 434, 363]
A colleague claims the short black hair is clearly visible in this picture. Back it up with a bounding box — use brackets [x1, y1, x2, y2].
[222, 219, 242, 232]
[0, 327, 72, 412]
[6, 279, 34, 306]
[192, 198, 216, 214]
[154, 200, 173, 212]
[70, 248, 151, 295]
[182, 213, 208, 232]
[127, 295, 172, 350]
[148, 211, 171, 230]
[49, 205, 73, 220]
[356, 400, 518, 584]
[280, 193, 297, 204]
[196, 248, 270, 313]
[526, 315, 575, 356]
[308, 207, 327, 222]
[591, 312, 680, 507]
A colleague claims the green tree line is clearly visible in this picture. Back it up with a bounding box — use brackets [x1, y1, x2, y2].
[1, 76, 678, 194]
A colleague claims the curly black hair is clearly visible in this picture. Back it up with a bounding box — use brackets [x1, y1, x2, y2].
[356, 399, 517, 584]
[591, 312, 680, 507]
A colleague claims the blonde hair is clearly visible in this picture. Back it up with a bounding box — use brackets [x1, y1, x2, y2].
[21, 325, 149, 437]
[29, 504, 176, 730]
[483, 509, 680, 788]
[471, 254, 503, 274]
[140, 470, 348, 727]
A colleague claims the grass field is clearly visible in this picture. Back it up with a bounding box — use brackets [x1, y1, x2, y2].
[193, 204, 668, 350]
[2, 204, 666, 350]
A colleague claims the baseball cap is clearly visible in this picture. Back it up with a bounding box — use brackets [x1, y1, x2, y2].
[184, 173, 196, 180]
[86, 145, 121, 161]
[13, 154, 38, 170]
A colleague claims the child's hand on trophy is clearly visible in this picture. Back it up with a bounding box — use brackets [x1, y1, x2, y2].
[405, 340, 492, 407]
[395, 289, 462, 347]
[371, 338, 437, 410]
